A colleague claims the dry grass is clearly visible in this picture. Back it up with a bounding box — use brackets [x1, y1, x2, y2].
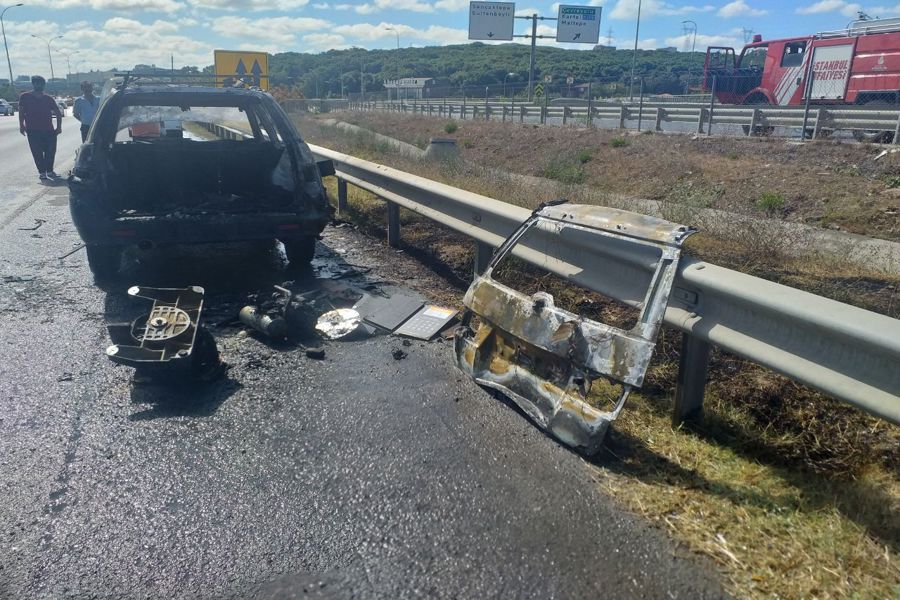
[306, 115, 900, 598]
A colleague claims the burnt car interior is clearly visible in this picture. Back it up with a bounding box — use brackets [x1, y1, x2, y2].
[101, 100, 297, 214]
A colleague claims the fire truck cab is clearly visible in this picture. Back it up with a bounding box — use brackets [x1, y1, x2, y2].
[704, 17, 900, 106]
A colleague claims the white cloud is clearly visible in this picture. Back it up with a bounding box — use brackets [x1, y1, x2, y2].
[312, 2, 330, 7]
[664, 32, 742, 49]
[610, 0, 715, 19]
[25, 0, 184, 12]
[211, 15, 331, 46]
[515, 7, 543, 16]
[5, 18, 211, 78]
[188, 0, 311, 9]
[302, 33, 350, 50]
[434, 0, 469, 9]
[718, 0, 767, 17]
[331, 21, 466, 45]
[795, 1, 875, 16]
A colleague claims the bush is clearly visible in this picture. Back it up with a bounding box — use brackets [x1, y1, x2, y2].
[757, 191, 786, 215]
[461, 138, 474, 149]
[577, 149, 593, 164]
[885, 175, 900, 189]
[610, 136, 629, 148]
[444, 121, 458, 134]
[542, 155, 586, 185]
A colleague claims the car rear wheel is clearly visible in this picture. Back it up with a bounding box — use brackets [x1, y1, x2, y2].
[85, 245, 122, 283]
[282, 237, 316, 268]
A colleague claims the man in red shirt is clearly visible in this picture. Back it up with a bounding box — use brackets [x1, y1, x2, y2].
[18, 75, 63, 182]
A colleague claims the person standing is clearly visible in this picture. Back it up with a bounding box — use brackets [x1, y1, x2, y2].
[18, 75, 63, 182]
[73, 81, 99, 143]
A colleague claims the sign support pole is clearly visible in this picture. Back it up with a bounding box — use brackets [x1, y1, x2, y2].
[514, 14, 556, 103]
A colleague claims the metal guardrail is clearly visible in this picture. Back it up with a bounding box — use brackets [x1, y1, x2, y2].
[348, 100, 900, 140]
[306, 142, 900, 426]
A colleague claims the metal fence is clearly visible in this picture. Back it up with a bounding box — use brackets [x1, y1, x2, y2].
[346, 95, 900, 142]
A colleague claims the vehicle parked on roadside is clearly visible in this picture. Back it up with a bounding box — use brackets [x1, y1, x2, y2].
[0, 99, 14, 116]
[68, 80, 334, 282]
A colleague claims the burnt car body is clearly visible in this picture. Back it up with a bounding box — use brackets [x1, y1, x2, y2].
[68, 84, 333, 281]
[455, 202, 695, 454]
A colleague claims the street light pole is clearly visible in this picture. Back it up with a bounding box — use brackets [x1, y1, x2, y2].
[503, 72, 515, 98]
[629, 0, 642, 101]
[32, 33, 63, 84]
[682, 19, 697, 93]
[1, 3, 23, 90]
[61, 50, 78, 78]
[385, 26, 399, 49]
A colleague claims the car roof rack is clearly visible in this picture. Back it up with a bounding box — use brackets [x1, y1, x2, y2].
[112, 71, 266, 92]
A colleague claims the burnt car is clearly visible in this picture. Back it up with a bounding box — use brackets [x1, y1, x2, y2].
[68, 83, 334, 282]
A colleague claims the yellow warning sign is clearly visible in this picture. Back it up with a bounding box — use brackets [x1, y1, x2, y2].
[214, 49, 269, 91]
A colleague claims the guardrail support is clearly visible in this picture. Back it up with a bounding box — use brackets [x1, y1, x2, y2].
[337, 178, 348, 214]
[813, 108, 824, 140]
[655, 107, 664, 131]
[387, 201, 401, 248]
[673, 333, 712, 425]
[748, 108, 760, 136]
[563, 106, 569, 126]
[697, 108, 706, 134]
[894, 112, 900, 145]
[618, 106, 627, 129]
[520, 106, 526, 123]
[474, 241, 493, 276]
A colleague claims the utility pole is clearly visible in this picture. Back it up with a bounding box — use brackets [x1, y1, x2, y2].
[1, 3, 23, 91]
[385, 26, 399, 50]
[31, 33, 63, 91]
[682, 20, 697, 93]
[514, 12, 557, 102]
[629, 0, 642, 101]
[607, 27, 614, 47]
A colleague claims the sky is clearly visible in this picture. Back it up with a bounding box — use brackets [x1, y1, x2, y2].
[0, 0, 896, 80]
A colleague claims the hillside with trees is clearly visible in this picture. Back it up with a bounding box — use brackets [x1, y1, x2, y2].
[268, 43, 704, 99]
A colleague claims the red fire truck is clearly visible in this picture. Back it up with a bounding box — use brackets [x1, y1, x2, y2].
[703, 17, 900, 106]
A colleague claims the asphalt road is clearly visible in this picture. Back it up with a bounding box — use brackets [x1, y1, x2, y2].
[0, 118, 727, 599]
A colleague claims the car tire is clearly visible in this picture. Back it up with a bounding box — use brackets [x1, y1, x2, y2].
[282, 237, 316, 267]
[85, 245, 122, 283]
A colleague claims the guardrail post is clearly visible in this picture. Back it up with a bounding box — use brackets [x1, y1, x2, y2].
[337, 178, 348, 215]
[697, 108, 706, 134]
[655, 107, 664, 131]
[520, 105, 526, 123]
[586, 82, 593, 127]
[894, 112, 900, 145]
[813, 108, 824, 140]
[673, 333, 711, 425]
[474, 241, 493, 276]
[563, 106, 569, 125]
[748, 108, 759, 136]
[387, 202, 401, 248]
[502, 105, 507, 122]
[485, 105, 491, 122]
[707, 75, 717, 136]
[618, 105, 627, 129]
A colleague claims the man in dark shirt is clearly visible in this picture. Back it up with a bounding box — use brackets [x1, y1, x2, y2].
[18, 75, 63, 181]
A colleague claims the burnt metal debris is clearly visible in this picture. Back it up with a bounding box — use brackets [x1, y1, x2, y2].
[454, 201, 696, 454]
[106, 285, 221, 379]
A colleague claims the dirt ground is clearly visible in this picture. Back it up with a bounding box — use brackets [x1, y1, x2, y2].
[330, 111, 900, 242]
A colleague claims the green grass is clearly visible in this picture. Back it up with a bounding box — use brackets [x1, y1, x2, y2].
[577, 149, 593, 164]
[444, 121, 458, 134]
[757, 191, 786, 215]
[542, 155, 586, 185]
[610, 136, 630, 148]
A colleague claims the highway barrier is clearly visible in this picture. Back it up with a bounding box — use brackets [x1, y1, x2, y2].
[346, 99, 900, 141]
[306, 142, 900, 427]
[200, 120, 899, 426]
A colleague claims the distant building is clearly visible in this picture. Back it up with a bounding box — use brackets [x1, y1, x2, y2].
[593, 44, 616, 51]
[68, 70, 119, 84]
[383, 77, 433, 100]
[658, 47, 678, 52]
